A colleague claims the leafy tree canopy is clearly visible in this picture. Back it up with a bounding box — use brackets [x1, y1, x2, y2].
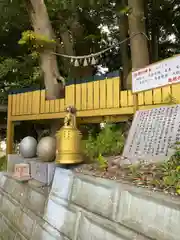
[0, 0, 179, 103]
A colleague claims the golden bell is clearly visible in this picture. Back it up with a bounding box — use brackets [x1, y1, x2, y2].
[55, 108, 83, 164]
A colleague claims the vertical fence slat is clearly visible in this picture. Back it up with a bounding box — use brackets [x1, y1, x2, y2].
[49, 100, 55, 113]
[106, 78, 113, 108]
[162, 86, 171, 102]
[12, 94, 16, 116]
[93, 80, 100, 109]
[65, 80, 75, 108]
[19, 94, 24, 115]
[81, 80, 87, 110]
[137, 92, 144, 106]
[27, 92, 33, 114]
[113, 77, 120, 108]
[16, 94, 20, 115]
[60, 99, 65, 112]
[128, 91, 133, 106]
[120, 91, 128, 107]
[153, 88, 162, 104]
[23, 92, 28, 115]
[75, 81, 82, 111]
[99, 79, 106, 109]
[45, 100, 50, 113]
[55, 99, 60, 113]
[171, 84, 180, 103]
[144, 90, 153, 105]
[32, 90, 40, 114]
[87, 81, 93, 110]
[40, 90, 45, 113]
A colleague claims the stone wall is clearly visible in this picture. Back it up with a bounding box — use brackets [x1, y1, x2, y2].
[0, 168, 180, 240]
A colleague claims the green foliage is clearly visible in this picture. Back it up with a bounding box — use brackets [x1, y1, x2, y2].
[161, 149, 180, 194]
[127, 148, 180, 195]
[83, 124, 125, 167]
[119, 6, 131, 15]
[0, 54, 43, 103]
[97, 154, 108, 169]
[0, 58, 18, 79]
[164, 93, 178, 104]
[0, 0, 179, 102]
[0, 0, 41, 103]
[0, 156, 7, 171]
[19, 30, 56, 52]
[46, 0, 110, 11]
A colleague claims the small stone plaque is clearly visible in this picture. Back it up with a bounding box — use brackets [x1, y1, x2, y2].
[13, 163, 31, 181]
[123, 105, 180, 163]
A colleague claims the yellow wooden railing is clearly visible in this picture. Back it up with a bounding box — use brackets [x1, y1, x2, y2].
[8, 75, 180, 122]
[6, 74, 180, 154]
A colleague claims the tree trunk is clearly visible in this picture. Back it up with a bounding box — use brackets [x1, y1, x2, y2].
[144, 0, 152, 62]
[60, 30, 75, 56]
[25, 0, 64, 99]
[151, 30, 159, 62]
[128, 0, 150, 70]
[151, 0, 159, 62]
[118, 0, 131, 89]
[58, 21, 94, 79]
[70, 18, 94, 78]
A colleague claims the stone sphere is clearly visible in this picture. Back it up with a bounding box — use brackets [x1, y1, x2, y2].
[19, 136, 37, 158]
[37, 136, 56, 162]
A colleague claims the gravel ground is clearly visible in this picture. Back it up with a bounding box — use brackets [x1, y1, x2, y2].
[73, 156, 180, 197]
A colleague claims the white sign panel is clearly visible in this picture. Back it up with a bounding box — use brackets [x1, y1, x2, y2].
[132, 55, 180, 93]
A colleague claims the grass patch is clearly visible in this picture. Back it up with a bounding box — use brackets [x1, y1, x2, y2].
[126, 150, 180, 195]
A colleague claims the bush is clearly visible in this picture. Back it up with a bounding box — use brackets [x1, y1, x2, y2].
[161, 148, 180, 194]
[83, 124, 125, 162]
[127, 147, 180, 195]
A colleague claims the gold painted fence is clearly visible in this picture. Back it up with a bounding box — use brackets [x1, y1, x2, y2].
[8, 76, 180, 122]
[6, 74, 180, 154]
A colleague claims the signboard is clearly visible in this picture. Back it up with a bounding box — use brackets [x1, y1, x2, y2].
[132, 55, 180, 93]
[122, 105, 180, 164]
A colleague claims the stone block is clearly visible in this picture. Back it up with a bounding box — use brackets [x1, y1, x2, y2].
[17, 210, 36, 239]
[0, 215, 16, 240]
[2, 176, 25, 199]
[43, 199, 76, 239]
[31, 223, 70, 240]
[28, 179, 49, 189]
[50, 168, 73, 201]
[7, 154, 36, 173]
[25, 189, 46, 216]
[77, 213, 149, 240]
[30, 161, 55, 185]
[0, 196, 22, 225]
[0, 174, 8, 189]
[14, 233, 28, 240]
[0, 172, 3, 180]
[70, 175, 117, 220]
[0, 192, 2, 205]
[116, 189, 180, 240]
[9, 180, 28, 205]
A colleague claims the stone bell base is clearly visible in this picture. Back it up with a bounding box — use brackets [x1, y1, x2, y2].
[7, 154, 35, 173]
[30, 161, 55, 185]
[7, 154, 55, 186]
